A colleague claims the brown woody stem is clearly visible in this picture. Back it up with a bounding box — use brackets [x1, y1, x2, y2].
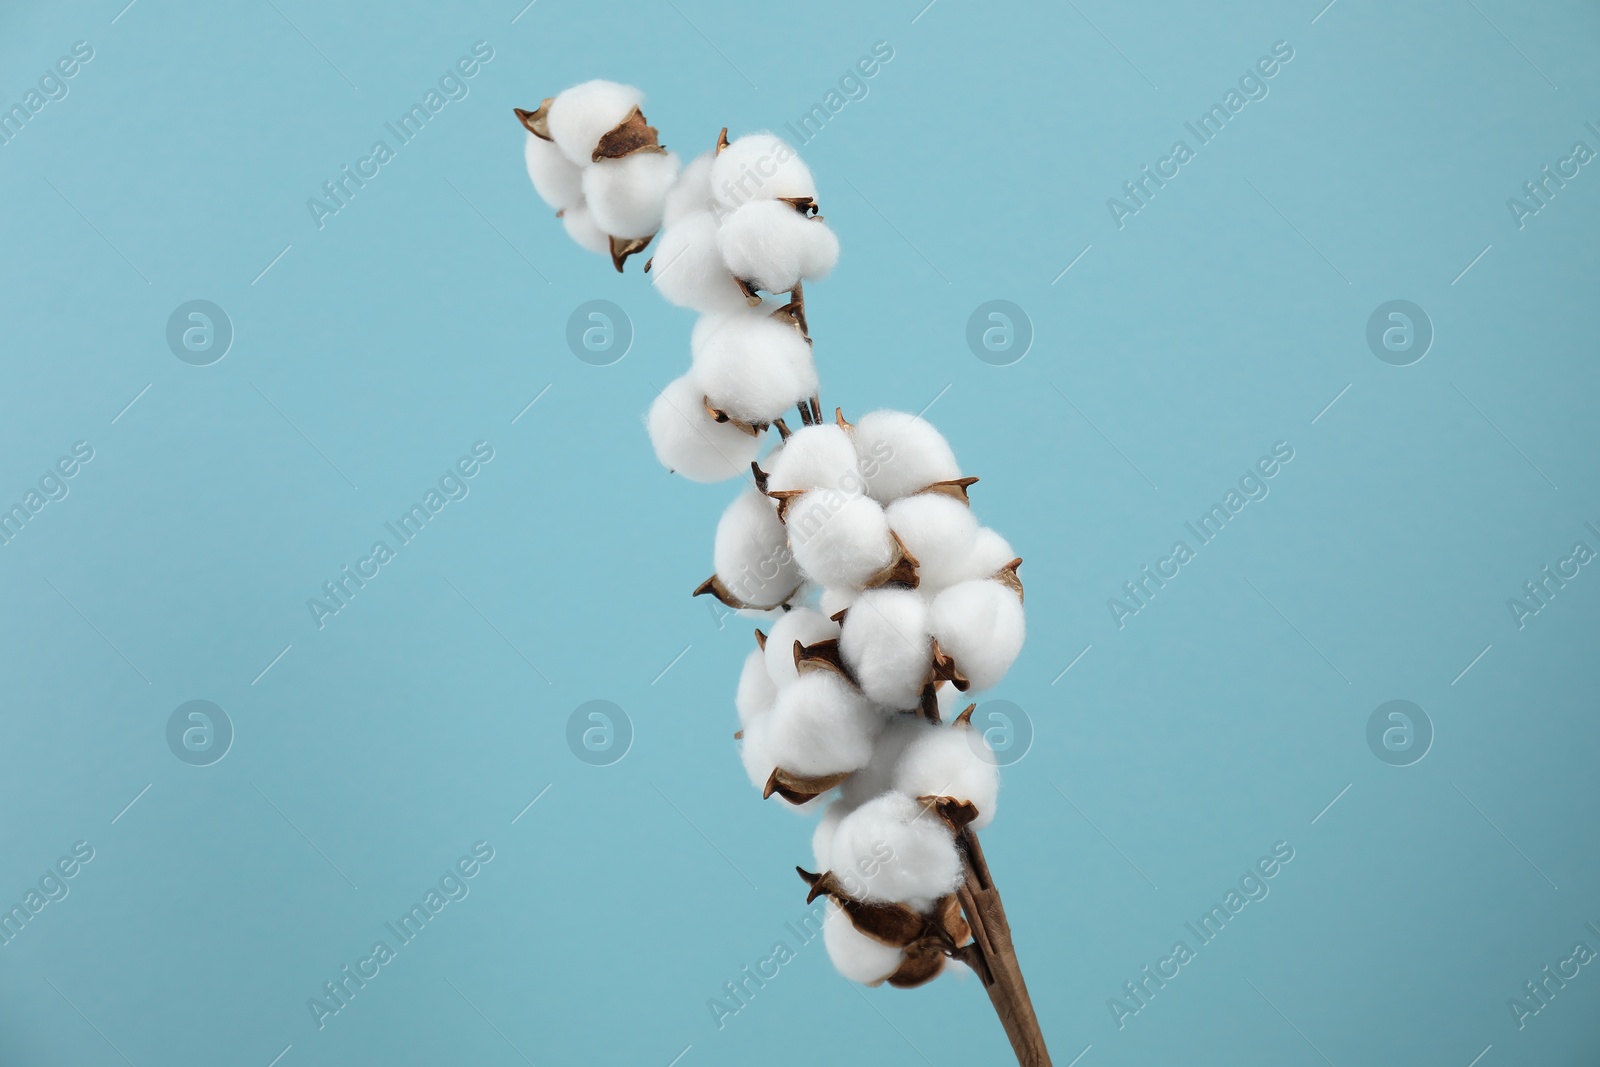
[955, 829, 1052, 1066]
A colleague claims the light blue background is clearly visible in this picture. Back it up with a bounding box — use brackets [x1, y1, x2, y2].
[1, 0, 1597, 1064]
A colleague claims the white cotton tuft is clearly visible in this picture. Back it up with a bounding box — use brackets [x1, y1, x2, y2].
[738, 714, 774, 788]
[710, 133, 817, 210]
[646, 373, 763, 482]
[786, 491, 894, 590]
[886, 494, 980, 594]
[716, 200, 839, 293]
[822, 901, 903, 985]
[546, 80, 644, 166]
[650, 213, 748, 313]
[736, 649, 777, 730]
[929, 579, 1026, 691]
[892, 724, 1000, 831]
[691, 311, 818, 424]
[582, 151, 680, 239]
[818, 585, 858, 619]
[852, 410, 962, 504]
[829, 792, 963, 912]
[560, 203, 611, 255]
[840, 715, 929, 808]
[524, 133, 584, 210]
[765, 424, 861, 496]
[956, 527, 1017, 583]
[766, 671, 882, 777]
[813, 799, 850, 871]
[763, 607, 840, 689]
[663, 152, 716, 228]
[715, 489, 800, 609]
[840, 588, 932, 710]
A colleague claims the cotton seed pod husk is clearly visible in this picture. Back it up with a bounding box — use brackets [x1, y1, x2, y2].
[763, 607, 839, 688]
[546, 80, 645, 166]
[820, 898, 905, 986]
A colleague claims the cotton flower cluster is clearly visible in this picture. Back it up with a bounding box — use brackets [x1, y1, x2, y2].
[516, 85, 1027, 993]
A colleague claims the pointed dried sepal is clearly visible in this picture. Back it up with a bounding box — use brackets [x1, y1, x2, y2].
[750, 461, 770, 494]
[609, 234, 653, 273]
[828, 606, 849, 625]
[772, 299, 809, 340]
[733, 729, 744, 740]
[886, 940, 946, 988]
[716, 127, 731, 154]
[766, 489, 805, 523]
[776, 195, 819, 217]
[592, 106, 665, 161]
[918, 681, 942, 724]
[693, 574, 796, 611]
[773, 417, 792, 440]
[930, 639, 970, 692]
[753, 628, 768, 652]
[766, 767, 852, 805]
[735, 276, 762, 306]
[921, 476, 980, 506]
[704, 397, 765, 437]
[801, 874, 930, 948]
[922, 796, 981, 835]
[994, 557, 1024, 603]
[861, 531, 920, 591]
[934, 894, 971, 947]
[513, 100, 554, 140]
[794, 637, 853, 682]
[953, 703, 977, 728]
[835, 407, 853, 431]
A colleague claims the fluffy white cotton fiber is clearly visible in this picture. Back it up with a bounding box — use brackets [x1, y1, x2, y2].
[710, 133, 816, 210]
[786, 491, 894, 589]
[560, 203, 611, 255]
[851, 411, 962, 504]
[839, 715, 928, 807]
[650, 213, 748, 313]
[829, 792, 963, 912]
[715, 489, 799, 609]
[885, 494, 979, 593]
[739, 714, 774, 788]
[717, 200, 839, 294]
[957, 527, 1016, 583]
[766, 672, 880, 777]
[582, 151, 680, 238]
[547, 79, 644, 166]
[663, 151, 715, 228]
[765, 424, 861, 496]
[892, 724, 1000, 830]
[822, 901, 903, 984]
[691, 311, 818, 424]
[813, 798, 850, 871]
[646, 373, 762, 482]
[524, 132, 584, 210]
[840, 588, 931, 710]
[929, 579, 1025, 691]
[763, 607, 839, 689]
[736, 648, 776, 730]
[818, 584, 858, 619]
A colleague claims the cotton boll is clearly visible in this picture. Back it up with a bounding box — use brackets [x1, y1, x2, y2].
[929, 579, 1026, 691]
[829, 792, 963, 912]
[716, 200, 839, 293]
[763, 607, 840, 688]
[663, 151, 716, 228]
[786, 491, 894, 590]
[715, 489, 801, 609]
[853, 410, 962, 504]
[766, 672, 882, 777]
[766, 424, 862, 496]
[547, 79, 644, 166]
[818, 585, 858, 619]
[736, 649, 777, 730]
[822, 901, 903, 985]
[582, 151, 680, 239]
[646, 373, 763, 482]
[560, 203, 611, 255]
[739, 715, 775, 789]
[524, 133, 584, 210]
[650, 213, 748, 313]
[840, 715, 930, 807]
[691, 311, 818, 424]
[892, 725, 1000, 830]
[885, 494, 980, 594]
[956, 528, 1016, 583]
[840, 588, 932, 710]
[813, 799, 850, 871]
[710, 133, 816, 210]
